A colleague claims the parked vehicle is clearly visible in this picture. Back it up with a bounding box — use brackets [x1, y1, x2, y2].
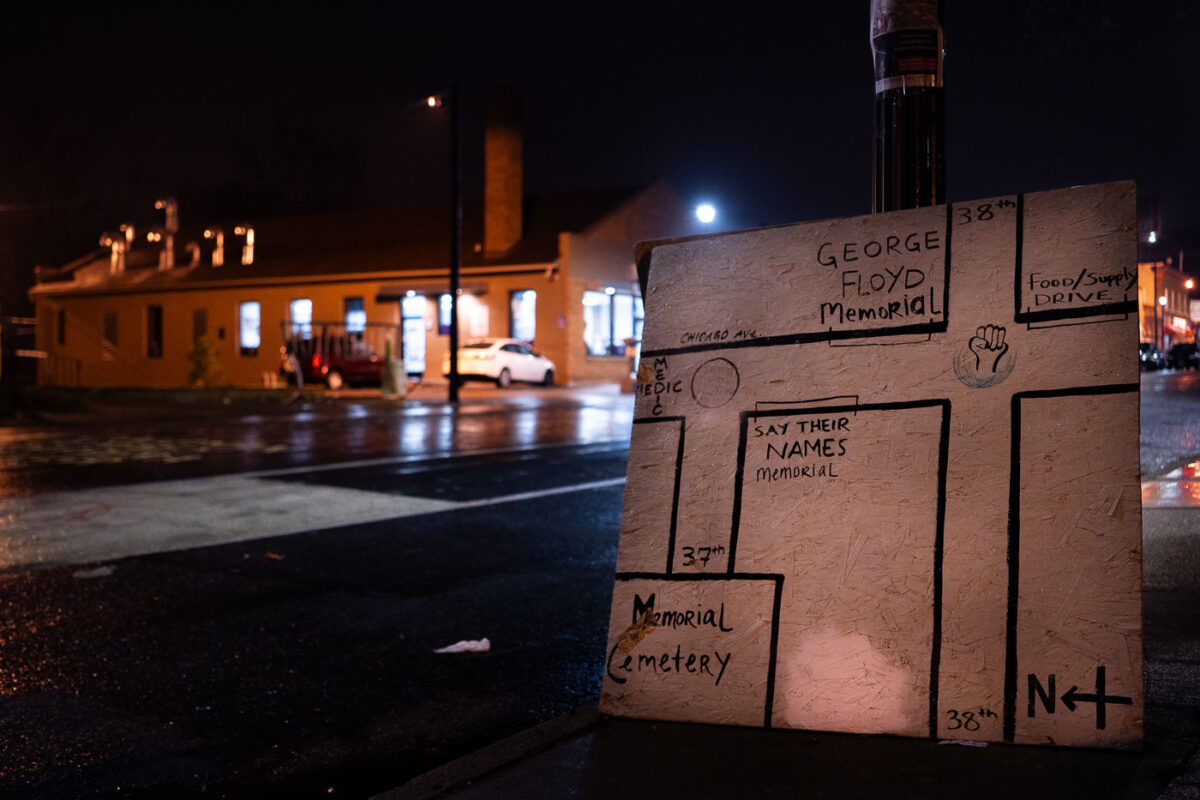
[1168, 342, 1200, 370]
[1140, 343, 1167, 371]
[443, 338, 555, 388]
[281, 325, 392, 390]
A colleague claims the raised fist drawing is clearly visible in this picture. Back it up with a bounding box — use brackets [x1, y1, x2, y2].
[969, 324, 1009, 373]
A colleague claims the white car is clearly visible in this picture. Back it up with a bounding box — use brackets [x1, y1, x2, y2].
[443, 338, 556, 388]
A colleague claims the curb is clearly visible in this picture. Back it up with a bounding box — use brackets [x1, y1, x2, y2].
[370, 706, 603, 800]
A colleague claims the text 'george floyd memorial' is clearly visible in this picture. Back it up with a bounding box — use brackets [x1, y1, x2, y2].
[601, 180, 1141, 748]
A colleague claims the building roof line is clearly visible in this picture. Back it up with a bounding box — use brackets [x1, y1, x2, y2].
[29, 265, 557, 300]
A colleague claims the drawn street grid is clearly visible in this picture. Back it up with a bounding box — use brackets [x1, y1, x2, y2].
[601, 181, 1141, 748]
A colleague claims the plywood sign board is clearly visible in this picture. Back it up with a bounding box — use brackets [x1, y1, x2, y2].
[600, 181, 1142, 748]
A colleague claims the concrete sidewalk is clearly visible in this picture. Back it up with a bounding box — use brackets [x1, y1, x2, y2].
[376, 495, 1200, 800]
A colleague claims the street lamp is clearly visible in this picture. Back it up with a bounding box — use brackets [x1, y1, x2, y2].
[1159, 294, 1169, 351]
[1152, 263, 1161, 351]
[405, 89, 461, 402]
[427, 86, 462, 403]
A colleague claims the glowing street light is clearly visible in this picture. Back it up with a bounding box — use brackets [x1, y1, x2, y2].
[421, 86, 461, 402]
[695, 203, 717, 224]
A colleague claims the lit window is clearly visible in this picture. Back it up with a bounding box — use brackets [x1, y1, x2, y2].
[583, 289, 642, 356]
[239, 301, 261, 356]
[510, 290, 536, 342]
[439, 293, 453, 335]
[613, 294, 633, 352]
[345, 297, 366, 333]
[583, 290, 612, 356]
[290, 298, 313, 339]
[402, 294, 426, 374]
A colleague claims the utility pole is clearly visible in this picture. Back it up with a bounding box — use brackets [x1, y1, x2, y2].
[448, 82, 462, 403]
[1153, 263, 1162, 352]
[871, 0, 945, 212]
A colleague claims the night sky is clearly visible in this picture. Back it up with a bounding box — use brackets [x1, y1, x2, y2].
[1, 1, 1198, 311]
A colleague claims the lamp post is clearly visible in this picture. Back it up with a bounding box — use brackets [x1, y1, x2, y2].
[1152, 263, 1161, 351]
[426, 88, 463, 403]
[1159, 294, 1168, 351]
[871, 0, 945, 212]
[449, 84, 462, 404]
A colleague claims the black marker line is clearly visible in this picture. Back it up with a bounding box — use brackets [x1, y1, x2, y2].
[929, 399, 951, 739]
[1016, 301, 1138, 325]
[633, 417, 686, 575]
[643, 320, 949, 358]
[1004, 392, 1022, 742]
[1014, 383, 1138, 401]
[1013, 194, 1024, 322]
[728, 414, 750, 574]
[1002, 382, 1138, 741]
[748, 398, 948, 419]
[764, 574, 785, 729]
[943, 201, 953, 330]
[829, 332, 933, 348]
[1011, 193, 1138, 324]
[732, 399, 950, 733]
[612, 571, 785, 728]
[1025, 315, 1130, 331]
[754, 396, 859, 415]
[615, 571, 785, 583]
[669, 419, 685, 573]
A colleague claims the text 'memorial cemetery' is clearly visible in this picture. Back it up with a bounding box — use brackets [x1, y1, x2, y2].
[602, 181, 1141, 747]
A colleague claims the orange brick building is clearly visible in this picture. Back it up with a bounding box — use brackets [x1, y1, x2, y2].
[1138, 258, 1194, 349]
[29, 102, 704, 389]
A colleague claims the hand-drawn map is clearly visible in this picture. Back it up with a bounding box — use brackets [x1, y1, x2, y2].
[601, 181, 1141, 747]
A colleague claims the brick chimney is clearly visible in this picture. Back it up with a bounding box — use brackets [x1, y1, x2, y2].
[484, 86, 523, 256]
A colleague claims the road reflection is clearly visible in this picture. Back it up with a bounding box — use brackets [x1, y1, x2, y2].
[0, 386, 636, 497]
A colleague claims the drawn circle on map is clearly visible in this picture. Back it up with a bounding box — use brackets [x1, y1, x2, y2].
[690, 357, 740, 408]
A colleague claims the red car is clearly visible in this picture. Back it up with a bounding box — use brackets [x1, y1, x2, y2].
[281, 334, 386, 390]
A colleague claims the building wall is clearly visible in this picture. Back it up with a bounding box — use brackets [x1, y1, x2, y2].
[583, 181, 703, 245]
[556, 184, 698, 383]
[32, 183, 703, 390]
[1138, 260, 1193, 348]
[557, 234, 636, 383]
[35, 269, 571, 388]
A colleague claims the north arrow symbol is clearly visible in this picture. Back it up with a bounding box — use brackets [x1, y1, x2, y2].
[1060, 666, 1133, 730]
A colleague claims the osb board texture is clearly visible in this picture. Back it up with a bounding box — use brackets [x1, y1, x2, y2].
[601, 181, 1142, 748]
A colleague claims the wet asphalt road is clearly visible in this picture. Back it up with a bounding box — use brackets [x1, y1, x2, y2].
[1140, 369, 1200, 477]
[0, 386, 635, 798]
[0, 384, 633, 499]
[0, 374, 1197, 798]
[0, 448, 627, 799]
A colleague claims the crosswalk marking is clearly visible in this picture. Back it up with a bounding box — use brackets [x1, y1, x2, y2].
[0, 473, 627, 573]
